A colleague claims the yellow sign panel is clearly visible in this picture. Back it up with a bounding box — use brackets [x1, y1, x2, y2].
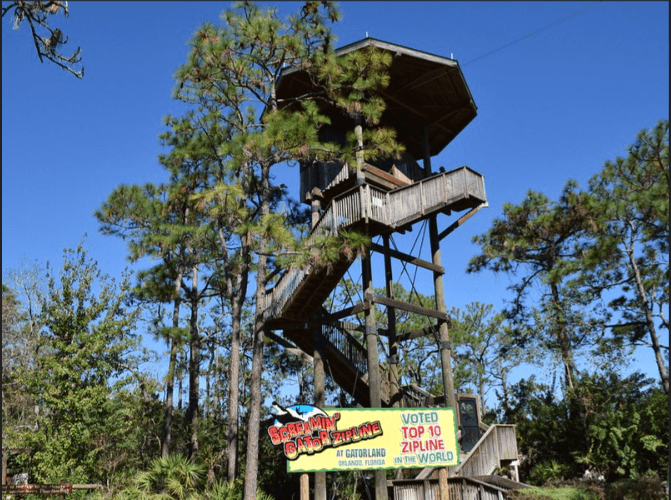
[267, 405, 458, 472]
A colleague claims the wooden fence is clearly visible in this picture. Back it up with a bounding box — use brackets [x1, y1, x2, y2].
[390, 476, 508, 500]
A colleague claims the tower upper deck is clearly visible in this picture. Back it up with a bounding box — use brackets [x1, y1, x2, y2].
[276, 38, 478, 204]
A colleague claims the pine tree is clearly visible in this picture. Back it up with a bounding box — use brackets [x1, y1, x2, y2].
[168, 3, 403, 494]
[467, 184, 603, 391]
[97, 182, 188, 458]
[581, 120, 669, 394]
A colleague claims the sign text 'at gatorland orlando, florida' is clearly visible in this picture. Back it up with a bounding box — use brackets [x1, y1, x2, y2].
[267, 403, 459, 472]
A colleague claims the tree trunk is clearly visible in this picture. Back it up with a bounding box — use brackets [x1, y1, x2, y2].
[206, 342, 214, 418]
[161, 271, 183, 458]
[187, 266, 200, 459]
[500, 360, 511, 418]
[551, 282, 575, 391]
[478, 362, 486, 416]
[243, 273, 266, 500]
[626, 231, 669, 394]
[178, 351, 184, 411]
[243, 163, 270, 500]
[227, 289, 244, 481]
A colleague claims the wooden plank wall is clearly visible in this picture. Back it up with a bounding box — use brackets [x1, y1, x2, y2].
[391, 477, 507, 500]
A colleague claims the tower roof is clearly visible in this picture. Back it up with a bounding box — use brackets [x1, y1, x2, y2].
[276, 37, 477, 158]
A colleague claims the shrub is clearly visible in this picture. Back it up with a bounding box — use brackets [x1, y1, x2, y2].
[530, 460, 574, 486]
[605, 474, 667, 500]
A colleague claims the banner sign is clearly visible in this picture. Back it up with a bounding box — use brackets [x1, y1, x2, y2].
[267, 403, 458, 472]
[2, 484, 73, 495]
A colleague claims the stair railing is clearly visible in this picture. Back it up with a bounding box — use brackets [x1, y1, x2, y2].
[319, 323, 368, 373]
[452, 424, 518, 478]
[261, 186, 365, 321]
[262, 167, 486, 321]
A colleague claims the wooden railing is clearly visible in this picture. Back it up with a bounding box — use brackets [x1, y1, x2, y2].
[391, 475, 509, 500]
[260, 184, 364, 321]
[318, 322, 395, 404]
[386, 167, 486, 228]
[319, 323, 367, 373]
[453, 425, 518, 478]
[400, 384, 435, 408]
[314, 153, 427, 196]
[261, 167, 486, 321]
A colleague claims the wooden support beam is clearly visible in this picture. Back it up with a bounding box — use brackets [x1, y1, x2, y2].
[322, 303, 367, 323]
[264, 330, 314, 364]
[391, 325, 441, 342]
[300, 474, 309, 500]
[383, 234, 401, 410]
[342, 321, 364, 332]
[437, 202, 487, 242]
[313, 331, 327, 500]
[366, 293, 448, 322]
[370, 242, 444, 274]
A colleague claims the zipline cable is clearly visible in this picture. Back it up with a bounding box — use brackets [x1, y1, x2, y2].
[462, 1, 602, 68]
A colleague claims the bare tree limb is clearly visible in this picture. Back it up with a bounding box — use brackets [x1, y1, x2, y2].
[3, 1, 84, 78]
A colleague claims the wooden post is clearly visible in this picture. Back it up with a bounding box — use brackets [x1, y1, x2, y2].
[423, 127, 457, 500]
[300, 473, 310, 500]
[310, 188, 323, 229]
[314, 332, 326, 500]
[362, 247, 387, 500]
[439, 469, 449, 499]
[355, 115, 365, 182]
[384, 235, 405, 481]
[383, 234, 399, 406]
[310, 183, 327, 500]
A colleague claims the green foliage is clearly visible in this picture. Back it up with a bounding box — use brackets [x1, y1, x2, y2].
[530, 461, 574, 485]
[6, 243, 142, 485]
[508, 485, 603, 500]
[605, 474, 669, 500]
[326, 471, 364, 500]
[580, 119, 669, 394]
[469, 119, 669, 399]
[114, 454, 275, 500]
[468, 183, 608, 390]
[3, 279, 41, 447]
[136, 454, 206, 500]
[449, 302, 529, 412]
[506, 371, 668, 485]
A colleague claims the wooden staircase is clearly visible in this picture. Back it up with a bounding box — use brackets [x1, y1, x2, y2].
[392, 424, 525, 499]
[261, 166, 487, 326]
[260, 165, 488, 405]
[452, 424, 518, 477]
[261, 165, 518, 496]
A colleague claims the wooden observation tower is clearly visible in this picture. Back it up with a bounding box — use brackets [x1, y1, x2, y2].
[262, 38, 519, 499]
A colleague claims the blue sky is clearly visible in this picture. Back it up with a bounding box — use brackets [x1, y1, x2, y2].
[3, 1, 669, 398]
